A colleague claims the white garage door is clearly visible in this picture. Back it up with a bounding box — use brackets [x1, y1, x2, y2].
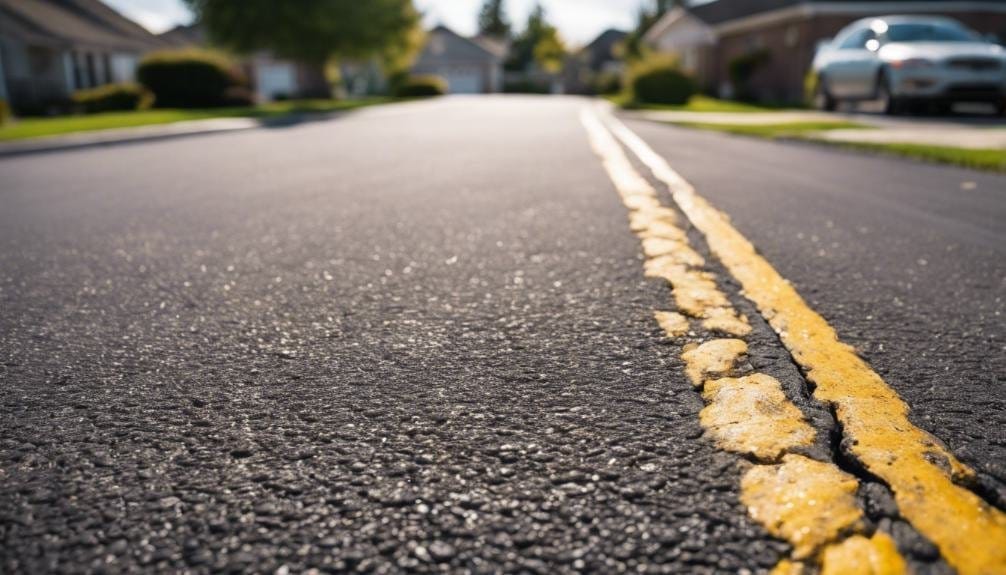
[445, 68, 482, 94]
[256, 63, 296, 101]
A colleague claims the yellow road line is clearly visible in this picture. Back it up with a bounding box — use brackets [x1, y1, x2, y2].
[598, 106, 1006, 575]
[580, 108, 887, 572]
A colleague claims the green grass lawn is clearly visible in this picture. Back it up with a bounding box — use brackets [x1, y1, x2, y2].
[606, 94, 788, 113]
[0, 98, 393, 142]
[671, 120, 870, 138]
[828, 142, 1006, 172]
[671, 120, 1006, 172]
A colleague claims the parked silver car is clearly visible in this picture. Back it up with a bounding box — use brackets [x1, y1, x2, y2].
[812, 16, 1006, 114]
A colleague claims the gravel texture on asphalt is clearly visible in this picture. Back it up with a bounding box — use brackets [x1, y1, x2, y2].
[2, 98, 791, 573]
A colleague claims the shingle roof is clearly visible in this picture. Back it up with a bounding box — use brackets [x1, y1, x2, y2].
[688, 0, 802, 25]
[686, 0, 1001, 25]
[0, 0, 163, 52]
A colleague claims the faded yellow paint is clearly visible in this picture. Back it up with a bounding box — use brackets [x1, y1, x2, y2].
[629, 206, 679, 233]
[604, 108, 1006, 575]
[741, 454, 864, 559]
[701, 306, 752, 337]
[583, 108, 908, 571]
[681, 339, 747, 387]
[636, 219, 686, 241]
[820, 532, 907, 575]
[654, 310, 690, 337]
[770, 560, 806, 575]
[701, 374, 816, 462]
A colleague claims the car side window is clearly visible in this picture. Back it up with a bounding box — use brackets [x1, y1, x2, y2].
[838, 28, 875, 50]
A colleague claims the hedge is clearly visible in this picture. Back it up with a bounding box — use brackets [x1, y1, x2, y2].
[628, 57, 696, 105]
[393, 75, 447, 98]
[138, 49, 249, 108]
[72, 83, 149, 113]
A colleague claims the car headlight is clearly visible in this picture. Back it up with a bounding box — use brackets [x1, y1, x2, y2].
[890, 58, 935, 69]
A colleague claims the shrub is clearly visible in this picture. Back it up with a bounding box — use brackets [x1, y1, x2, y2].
[503, 79, 551, 94]
[592, 72, 622, 96]
[72, 83, 149, 113]
[138, 49, 248, 108]
[628, 56, 696, 105]
[393, 75, 447, 98]
[0, 99, 9, 125]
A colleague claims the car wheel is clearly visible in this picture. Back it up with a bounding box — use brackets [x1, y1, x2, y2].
[814, 75, 837, 112]
[877, 73, 901, 115]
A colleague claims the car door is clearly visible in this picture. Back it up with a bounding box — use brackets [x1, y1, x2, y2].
[826, 28, 881, 98]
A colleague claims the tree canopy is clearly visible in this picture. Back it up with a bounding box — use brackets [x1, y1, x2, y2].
[183, 0, 422, 64]
[477, 0, 511, 39]
[505, 4, 565, 73]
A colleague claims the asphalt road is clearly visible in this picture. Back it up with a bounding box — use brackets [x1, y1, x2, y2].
[1, 96, 1003, 573]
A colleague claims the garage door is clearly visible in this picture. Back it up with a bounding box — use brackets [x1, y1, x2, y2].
[445, 69, 482, 94]
[256, 63, 296, 101]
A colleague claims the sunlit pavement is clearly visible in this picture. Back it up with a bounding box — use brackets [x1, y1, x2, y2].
[1, 95, 1003, 573]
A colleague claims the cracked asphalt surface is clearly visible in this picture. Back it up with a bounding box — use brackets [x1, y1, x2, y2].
[1, 96, 1003, 573]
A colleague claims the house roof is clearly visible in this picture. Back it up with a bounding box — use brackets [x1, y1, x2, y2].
[421, 25, 502, 63]
[684, 0, 1006, 26]
[687, 0, 802, 25]
[159, 23, 207, 47]
[577, 29, 627, 69]
[472, 34, 509, 59]
[0, 0, 163, 52]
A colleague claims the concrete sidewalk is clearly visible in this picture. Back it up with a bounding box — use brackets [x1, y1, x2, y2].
[632, 109, 1006, 150]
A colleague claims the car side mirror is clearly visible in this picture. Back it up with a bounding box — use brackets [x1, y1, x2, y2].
[866, 39, 881, 52]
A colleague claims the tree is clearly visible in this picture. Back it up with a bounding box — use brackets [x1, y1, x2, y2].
[183, 0, 421, 64]
[477, 0, 510, 39]
[505, 4, 565, 73]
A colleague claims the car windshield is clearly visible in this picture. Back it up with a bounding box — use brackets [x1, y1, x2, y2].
[884, 22, 979, 43]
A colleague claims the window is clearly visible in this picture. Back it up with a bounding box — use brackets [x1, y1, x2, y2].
[838, 28, 875, 50]
[884, 22, 979, 43]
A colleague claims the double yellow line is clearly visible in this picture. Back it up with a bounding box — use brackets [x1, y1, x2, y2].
[581, 105, 1006, 575]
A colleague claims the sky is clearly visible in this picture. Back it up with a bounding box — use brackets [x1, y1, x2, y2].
[102, 0, 651, 47]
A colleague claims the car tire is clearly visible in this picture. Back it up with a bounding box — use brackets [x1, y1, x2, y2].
[877, 72, 901, 115]
[814, 75, 837, 112]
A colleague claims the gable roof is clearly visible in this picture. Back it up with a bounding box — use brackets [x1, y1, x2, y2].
[0, 0, 162, 52]
[418, 25, 502, 63]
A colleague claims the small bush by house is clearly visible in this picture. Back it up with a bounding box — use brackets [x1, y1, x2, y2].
[0, 99, 9, 125]
[393, 75, 447, 98]
[138, 49, 247, 108]
[72, 83, 149, 114]
[628, 57, 696, 105]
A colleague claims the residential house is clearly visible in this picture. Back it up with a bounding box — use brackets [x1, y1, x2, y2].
[646, 0, 1006, 103]
[565, 29, 628, 95]
[159, 24, 330, 102]
[0, 0, 164, 113]
[411, 25, 503, 94]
